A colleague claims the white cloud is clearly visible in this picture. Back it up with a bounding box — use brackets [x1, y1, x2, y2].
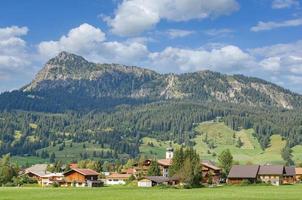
[0, 26, 30, 69]
[149, 45, 254, 73]
[38, 23, 149, 66]
[106, 0, 239, 36]
[38, 23, 106, 58]
[272, 0, 300, 9]
[251, 18, 302, 32]
[166, 29, 195, 39]
[203, 28, 233, 36]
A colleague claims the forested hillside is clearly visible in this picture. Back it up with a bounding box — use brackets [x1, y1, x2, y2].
[0, 52, 302, 164]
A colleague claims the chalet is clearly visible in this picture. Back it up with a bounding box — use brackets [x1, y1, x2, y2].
[295, 167, 302, 182]
[201, 161, 221, 184]
[283, 166, 296, 184]
[157, 147, 173, 177]
[63, 168, 101, 187]
[121, 160, 152, 178]
[227, 165, 260, 184]
[24, 164, 49, 184]
[258, 165, 285, 186]
[138, 176, 179, 187]
[41, 173, 64, 187]
[105, 173, 132, 185]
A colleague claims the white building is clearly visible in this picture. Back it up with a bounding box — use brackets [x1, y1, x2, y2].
[105, 173, 132, 185]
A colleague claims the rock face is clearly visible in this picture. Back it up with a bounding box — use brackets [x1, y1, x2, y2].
[22, 51, 302, 109]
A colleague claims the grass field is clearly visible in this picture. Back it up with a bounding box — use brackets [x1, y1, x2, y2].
[193, 121, 302, 164]
[0, 185, 302, 200]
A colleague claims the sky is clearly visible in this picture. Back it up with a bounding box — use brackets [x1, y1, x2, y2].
[0, 0, 302, 93]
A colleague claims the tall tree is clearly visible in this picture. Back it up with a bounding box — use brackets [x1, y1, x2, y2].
[218, 149, 233, 177]
[147, 160, 160, 176]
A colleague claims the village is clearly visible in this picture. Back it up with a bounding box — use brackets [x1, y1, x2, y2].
[22, 147, 302, 188]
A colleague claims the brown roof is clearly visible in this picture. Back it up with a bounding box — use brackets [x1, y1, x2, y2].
[106, 173, 132, 179]
[228, 165, 260, 178]
[295, 167, 302, 175]
[157, 159, 172, 166]
[201, 162, 221, 171]
[284, 166, 296, 176]
[64, 168, 99, 176]
[258, 165, 284, 175]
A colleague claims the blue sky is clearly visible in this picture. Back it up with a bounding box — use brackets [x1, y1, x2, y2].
[0, 0, 302, 93]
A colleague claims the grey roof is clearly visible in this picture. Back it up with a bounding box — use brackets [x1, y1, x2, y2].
[258, 165, 284, 175]
[284, 166, 296, 176]
[25, 164, 49, 177]
[228, 165, 260, 178]
[145, 176, 178, 183]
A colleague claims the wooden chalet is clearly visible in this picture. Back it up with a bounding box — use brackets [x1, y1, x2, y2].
[295, 167, 302, 182]
[63, 168, 101, 187]
[227, 165, 260, 184]
[24, 164, 49, 184]
[258, 165, 285, 186]
[283, 166, 296, 184]
[201, 161, 221, 184]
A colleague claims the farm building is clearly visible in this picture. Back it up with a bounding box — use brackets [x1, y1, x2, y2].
[258, 165, 285, 186]
[201, 161, 221, 184]
[105, 173, 132, 185]
[138, 176, 179, 187]
[24, 164, 50, 184]
[227, 165, 260, 184]
[295, 168, 302, 182]
[41, 173, 64, 187]
[283, 166, 296, 184]
[63, 168, 101, 187]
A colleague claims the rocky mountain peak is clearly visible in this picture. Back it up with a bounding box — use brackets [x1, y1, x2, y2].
[46, 51, 89, 67]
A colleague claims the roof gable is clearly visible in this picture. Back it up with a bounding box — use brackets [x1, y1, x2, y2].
[228, 165, 260, 178]
[258, 165, 285, 175]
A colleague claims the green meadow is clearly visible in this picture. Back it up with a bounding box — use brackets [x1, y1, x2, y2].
[139, 121, 302, 164]
[0, 185, 302, 200]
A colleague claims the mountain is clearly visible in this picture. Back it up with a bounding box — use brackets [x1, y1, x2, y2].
[13, 51, 302, 111]
[1, 51, 302, 163]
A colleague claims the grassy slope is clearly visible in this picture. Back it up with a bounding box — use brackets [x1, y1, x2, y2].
[192, 122, 294, 164]
[1, 185, 302, 200]
[139, 137, 180, 159]
[36, 140, 112, 162]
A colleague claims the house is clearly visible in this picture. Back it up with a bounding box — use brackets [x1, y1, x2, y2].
[201, 161, 221, 184]
[295, 167, 302, 182]
[227, 165, 260, 184]
[283, 166, 296, 184]
[138, 176, 179, 187]
[24, 164, 49, 184]
[157, 147, 173, 177]
[41, 173, 64, 187]
[105, 173, 132, 185]
[258, 165, 285, 186]
[137, 178, 152, 187]
[63, 168, 101, 187]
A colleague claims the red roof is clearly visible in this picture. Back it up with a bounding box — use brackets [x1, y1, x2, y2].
[106, 173, 132, 179]
[65, 168, 99, 176]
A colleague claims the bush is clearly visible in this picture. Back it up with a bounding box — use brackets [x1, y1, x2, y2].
[52, 182, 60, 188]
[240, 180, 251, 186]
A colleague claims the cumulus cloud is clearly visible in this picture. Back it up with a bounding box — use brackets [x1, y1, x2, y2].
[105, 0, 239, 36]
[38, 23, 149, 66]
[149, 45, 254, 73]
[38, 23, 106, 58]
[251, 18, 302, 32]
[272, 0, 300, 9]
[0, 26, 30, 70]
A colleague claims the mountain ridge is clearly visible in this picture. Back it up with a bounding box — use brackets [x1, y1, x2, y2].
[20, 51, 302, 110]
